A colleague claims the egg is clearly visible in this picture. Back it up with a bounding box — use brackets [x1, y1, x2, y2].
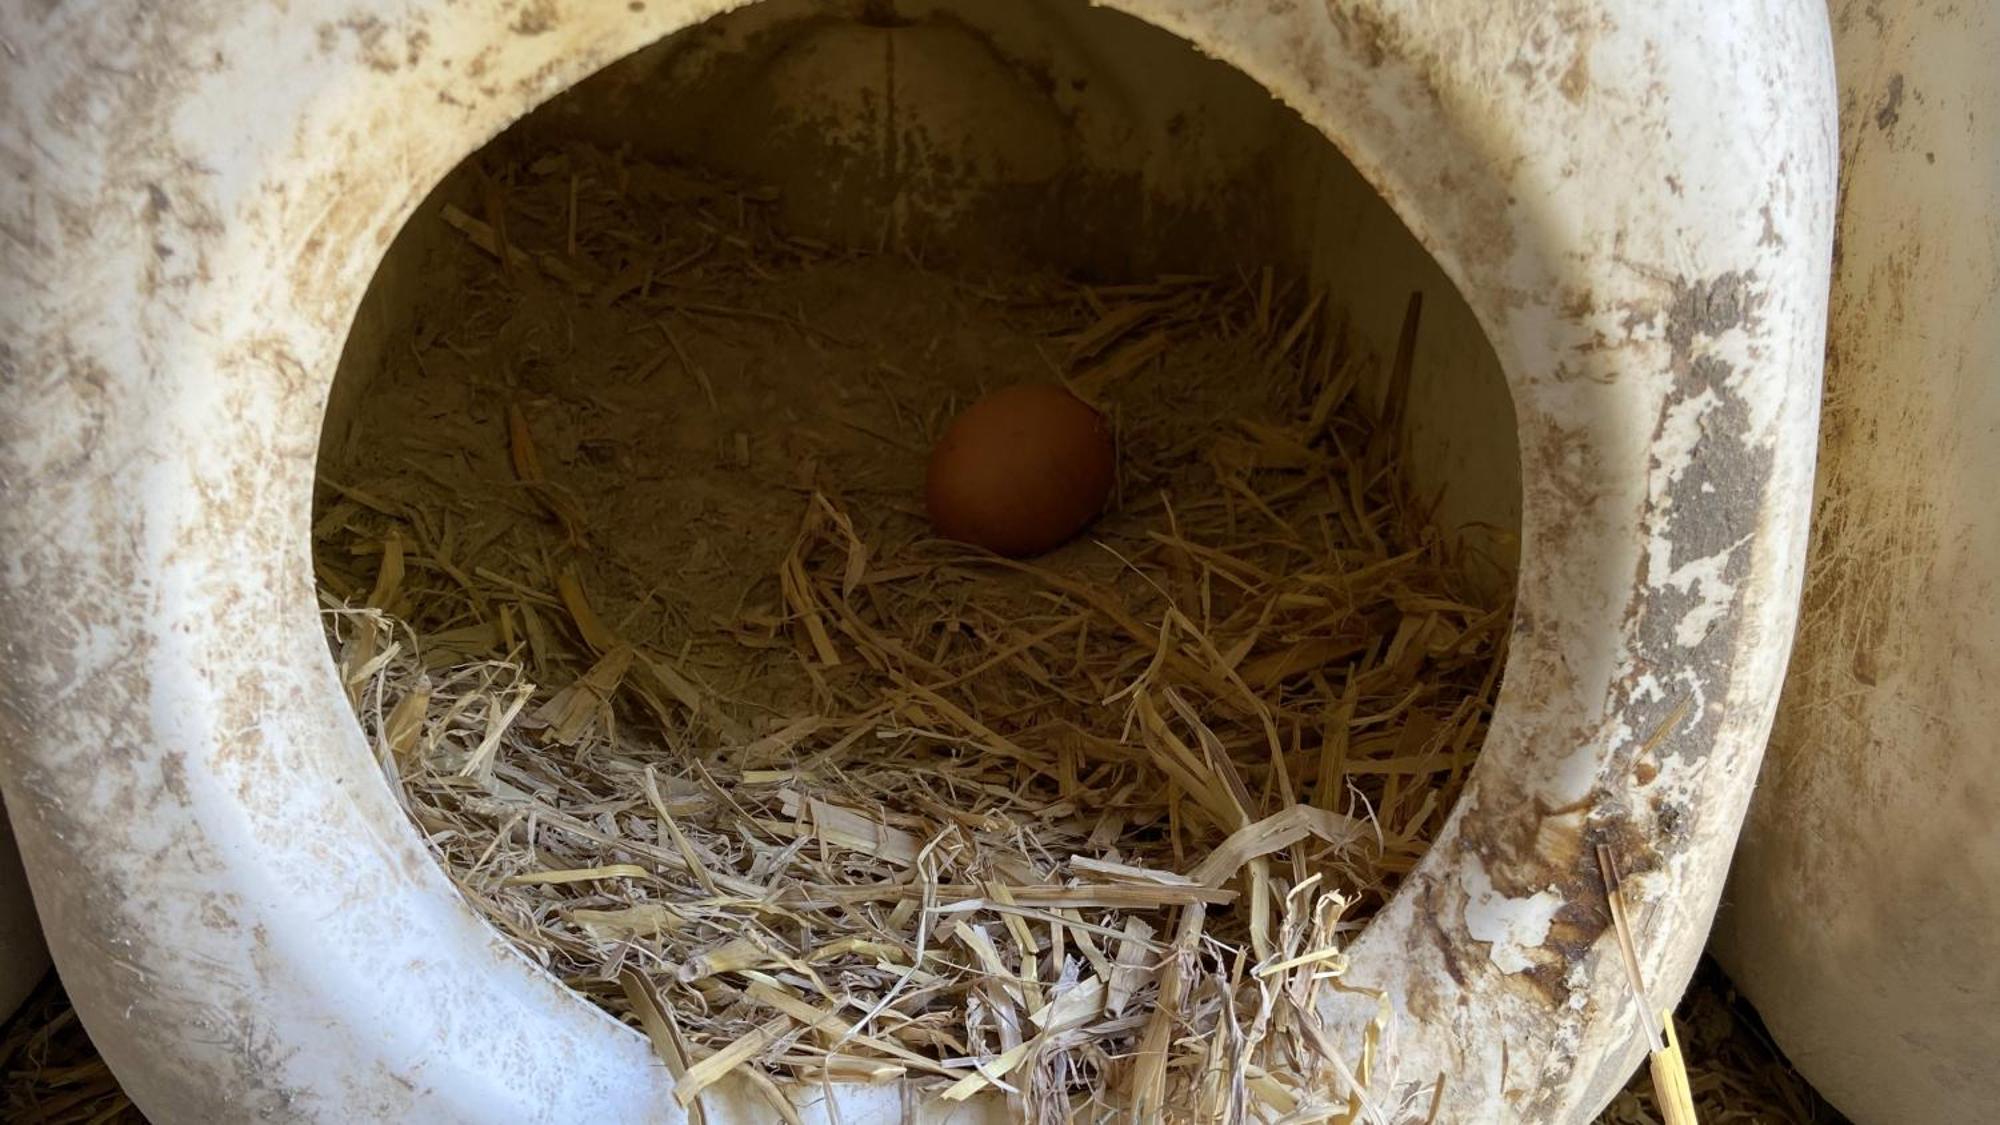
[926, 383, 1116, 557]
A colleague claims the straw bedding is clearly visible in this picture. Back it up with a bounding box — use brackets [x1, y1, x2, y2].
[310, 144, 1512, 1120]
[0, 963, 1828, 1124]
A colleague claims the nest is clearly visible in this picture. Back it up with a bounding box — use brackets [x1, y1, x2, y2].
[312, 143, 1513, 1121]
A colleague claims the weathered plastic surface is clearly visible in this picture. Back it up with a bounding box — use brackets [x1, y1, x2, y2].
[0, 1, 1832, 1121]
[1711, 1, 2000, 1121]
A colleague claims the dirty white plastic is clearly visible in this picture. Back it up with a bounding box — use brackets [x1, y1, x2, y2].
[1712, 1, 2000, 1121]
[0, 1, 1832, 1121]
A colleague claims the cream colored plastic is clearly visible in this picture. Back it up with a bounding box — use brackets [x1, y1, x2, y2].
[1713, 1, 2000, 1120]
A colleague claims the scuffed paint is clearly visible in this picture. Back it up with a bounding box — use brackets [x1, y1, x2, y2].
[1462, 864, 1565, 974]
[1659, 547, 1743, 649]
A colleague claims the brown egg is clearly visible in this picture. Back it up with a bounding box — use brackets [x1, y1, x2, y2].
[926, 383, 1115, 557]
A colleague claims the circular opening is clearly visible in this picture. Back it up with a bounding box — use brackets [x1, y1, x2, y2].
[313, 0, 1519, 1109]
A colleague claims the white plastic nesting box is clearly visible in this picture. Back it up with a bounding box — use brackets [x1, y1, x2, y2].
[0, 1, 1833, 1121]
[1713, 1, 2000, 1121]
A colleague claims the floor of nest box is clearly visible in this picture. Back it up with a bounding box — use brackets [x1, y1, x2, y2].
[310, 144, 1513, 1115]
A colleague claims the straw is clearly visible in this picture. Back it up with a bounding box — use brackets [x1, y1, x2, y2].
[311, 141, 1515, 1117]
